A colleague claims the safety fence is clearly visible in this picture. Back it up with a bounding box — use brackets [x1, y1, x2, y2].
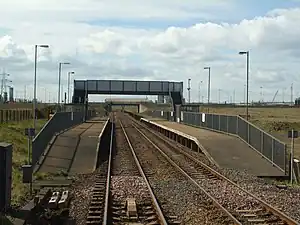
[0, 109, 32, 123]
[32, 110, 95, 166]
[148, 110, 287, 173]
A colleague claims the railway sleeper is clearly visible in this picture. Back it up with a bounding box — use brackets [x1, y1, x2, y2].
[235, 208, 285, 224]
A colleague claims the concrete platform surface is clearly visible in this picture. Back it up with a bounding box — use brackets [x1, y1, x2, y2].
[39, 119, 107, 174]
[69, 122, 106, 174]
[153, 120, 285, 177]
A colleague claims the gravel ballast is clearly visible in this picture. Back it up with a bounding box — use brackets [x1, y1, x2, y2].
[69, 162, 108, 225]
[122, 117, 233, 225]
[140, 120, 300, 222]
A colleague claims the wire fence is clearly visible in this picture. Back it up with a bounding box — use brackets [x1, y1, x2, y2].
[148, 110, 287, 173]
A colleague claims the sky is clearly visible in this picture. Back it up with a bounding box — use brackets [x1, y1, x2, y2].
[1, 0, 300, 103]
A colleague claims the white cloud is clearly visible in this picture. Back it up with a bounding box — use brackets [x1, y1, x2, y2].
[0, 1, 300, 103]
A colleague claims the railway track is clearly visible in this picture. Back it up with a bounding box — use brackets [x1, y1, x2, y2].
[86, 113, 177, 224]
[85, 115, 114, 225]
[126, 114, 299, 225]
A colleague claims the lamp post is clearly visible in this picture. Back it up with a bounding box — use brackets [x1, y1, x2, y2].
[68, 71, 75, 104]
[204, 67, 211, 112]
[239, 51, 249, 120]
[198, 80, 203, 103]
[58, 62, 70, 109]
[187, 78, 191, 103]
[33, 44, 49, 132]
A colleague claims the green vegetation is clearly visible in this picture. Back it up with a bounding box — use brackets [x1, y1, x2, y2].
[0, 119, 47, 206]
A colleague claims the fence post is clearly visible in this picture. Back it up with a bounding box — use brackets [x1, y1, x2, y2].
[218, 114, 221, 131]
[236, 116, 239, 135]
[260, 131, 264, 154]
[272, 138, 274, 165]
[247, 122, 250, 144]
[284, 144, 288, 175]
[211, 114, 214, 129]
[5, 110, 8, 123]
[226, 116, 229, 133]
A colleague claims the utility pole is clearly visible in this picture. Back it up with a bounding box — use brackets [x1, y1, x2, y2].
[218, 89, 221, 103]
[187, 78, 191, 103]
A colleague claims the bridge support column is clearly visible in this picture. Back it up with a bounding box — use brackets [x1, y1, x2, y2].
[174, 104, 181, 123]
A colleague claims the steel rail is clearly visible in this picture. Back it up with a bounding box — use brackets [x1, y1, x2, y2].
[131, 116, 299, 225]
[102, 115, 114, 225]
[119, 119, 169, 225]
[130, 121, 242, 225]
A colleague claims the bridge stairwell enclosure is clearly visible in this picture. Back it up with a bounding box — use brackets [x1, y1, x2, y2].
[170, 91, 183, 121]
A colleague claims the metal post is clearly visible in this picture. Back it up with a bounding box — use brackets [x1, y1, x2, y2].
[68, 72, 70, 104]
[27, 135, 30, 164]
[208, 68, 211, 105]
[187, 78, 191, 103]
[33, 45, 37, 132]
[58, 63, 62, 106]
[291, 129, 294, 184]
[246, 52, 249, 121]
[291, 83, 293, 105]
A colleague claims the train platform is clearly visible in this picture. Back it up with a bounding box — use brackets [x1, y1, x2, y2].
[38, 118, 108, 175]
[148, 120, 285, 177]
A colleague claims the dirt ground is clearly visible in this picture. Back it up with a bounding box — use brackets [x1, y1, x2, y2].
[203, 107, 300, 159]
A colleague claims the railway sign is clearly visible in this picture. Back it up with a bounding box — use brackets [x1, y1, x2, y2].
[288, 130, 298, 138]
[24, 128, 35, 137]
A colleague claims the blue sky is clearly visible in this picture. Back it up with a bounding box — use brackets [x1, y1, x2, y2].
[83, 0, 300, 29]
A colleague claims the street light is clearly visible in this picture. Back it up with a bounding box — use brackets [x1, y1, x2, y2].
[239, 51, 249, 120]
[204, 66, 211, 106]
[187, 78, 191, 103]
[68, 71, 75, 104]
[58, 62, 70, 107]
[198, 80, 203, 103]
[33, 44, 49, 134]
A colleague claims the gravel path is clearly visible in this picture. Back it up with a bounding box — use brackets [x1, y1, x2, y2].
[123, 117, 233, 225]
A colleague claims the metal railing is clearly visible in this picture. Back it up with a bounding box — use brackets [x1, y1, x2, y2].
[149, 110, 287, 173]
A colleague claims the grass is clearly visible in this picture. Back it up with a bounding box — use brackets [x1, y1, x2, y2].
[202, 106, 300, 159]
[0, 119, 47, 207]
